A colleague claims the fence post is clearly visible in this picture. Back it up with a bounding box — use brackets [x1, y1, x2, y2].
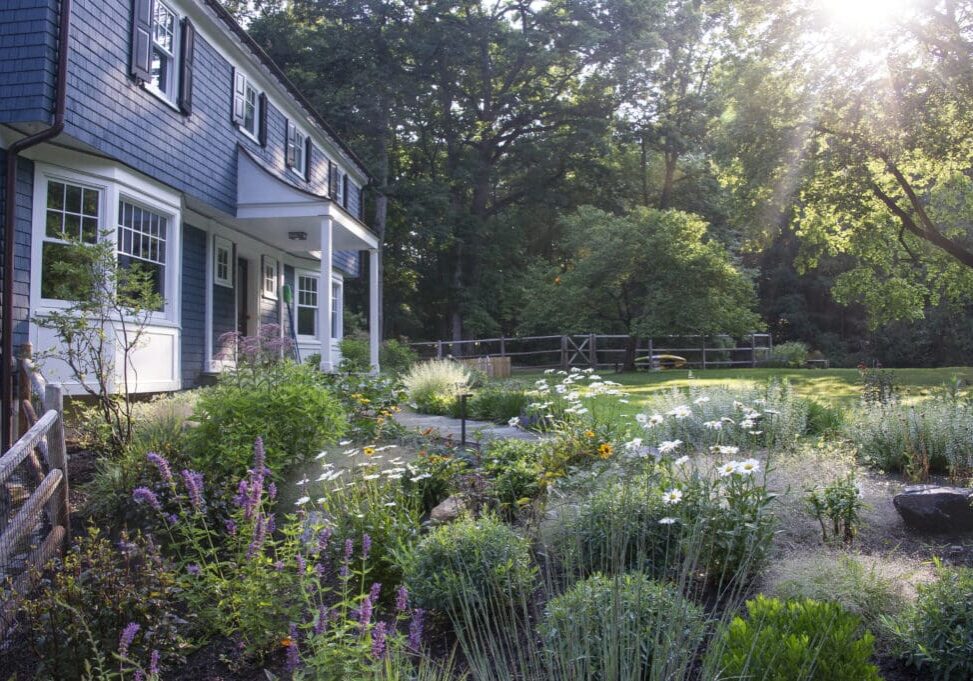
[436, 340, 444, 359]
[588, 333, 597, 367]
[16, 343, 32, 440]
[44, 383, 69, 551]
[560, 335, 568, 370]
[750, 334, 757, 368]
[647, 338, 653, 371]
[701, 337, 707, 370]
[499, 335, 506, 358]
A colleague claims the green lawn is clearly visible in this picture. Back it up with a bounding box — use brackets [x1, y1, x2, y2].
[514, 366, 973, 415]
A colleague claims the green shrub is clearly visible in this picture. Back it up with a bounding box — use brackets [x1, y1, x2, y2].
[887, 562, 973, 680]
[540, 572, 705, 681]
[804, 473, 866, 544]
[403, 360, 471, 414]
[402, 515, 536, 615]
[339, 336, 371, 372]
[468, 384, 529, 423]
[767, 341, 809, 368]
[718, 595, 882, 681]
[481, 439, 546, 516]
[380, 338, 419, 375]
[766, 554, 909, 642]
[550, 476, 683, 578]
[15, 526, 184, 679]
[321, 370, 405, 440]
[846, 401, 973, 477]
[804, 399, 844, 436]
[187, 361, 346, 479]
[643, 380, 808, 452]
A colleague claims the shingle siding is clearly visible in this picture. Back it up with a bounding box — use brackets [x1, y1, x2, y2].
[0, 150, 35, 351]
[180, 223, 206, 387]
[0, 0, 59, 124]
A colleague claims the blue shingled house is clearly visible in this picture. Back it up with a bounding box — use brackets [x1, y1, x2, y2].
[0, 0, 382, 406]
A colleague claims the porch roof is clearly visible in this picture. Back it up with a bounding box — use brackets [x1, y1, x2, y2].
[234, 148, 379, 254]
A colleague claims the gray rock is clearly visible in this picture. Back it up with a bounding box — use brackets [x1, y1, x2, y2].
[893, 485, 973, 532]
[430, 495, 467, 525]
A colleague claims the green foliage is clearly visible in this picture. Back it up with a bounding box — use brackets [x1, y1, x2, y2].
[717, 595, 882, 681]
[468, 384, 529, 423]
[804, 399, 844, 437]
[804, 474, 865, 545]
[15, 527, 184, 680]
[887, 562, 973, 680]
[402, 515, 537, 615]
[860, 366, 899, 405]
[402, 360, 471, 414]
[339, 336, 372, 372]
[846, 401, 973, 478]
[768, 341, 809, 368]
[380, 339, 419, 375]
[540, 572, 705, 681]
[322, 370, 405, 440]
[519, 206, 761, 343]
[400, 442, 471, 514]
[480, 439, 546, 517]
[187, 360, 346, 479]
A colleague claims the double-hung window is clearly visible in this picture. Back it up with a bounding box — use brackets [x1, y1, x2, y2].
[286, 120, 309, 178]
[331, 281, 342, 339]
[149, 1, 178, 101]
[214, 237, 233, 288]
[233, 70, 264, 142]
[117, 199, 168, 308]
[262, 256, 278, 299]
[41, 180, 101, 300]
[296, 274, 318, 337]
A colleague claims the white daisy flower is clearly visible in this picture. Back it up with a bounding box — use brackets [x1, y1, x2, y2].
[703, 420, 723, 430]
[693, 396, 710, 404]
[658, 517, 678, 525]
[668, 405, 693, 419]
[735, 459, 760, 475]
[339, 440, 352, 446]
[295, 496, 311, 505]
[658, 440, 683, 455]
[719, 461, 738, 477]
[710, 445, 740, 456]
[662, 488, 683, 505]
[508, 416, 521, 427]
[674, 455, 690, 466]
[315, 451, 329, 460]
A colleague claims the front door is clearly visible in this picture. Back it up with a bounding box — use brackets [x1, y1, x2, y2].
[237, 257, 250, 336]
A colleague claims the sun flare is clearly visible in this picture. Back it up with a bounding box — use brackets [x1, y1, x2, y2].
[818, 0, 913, 32]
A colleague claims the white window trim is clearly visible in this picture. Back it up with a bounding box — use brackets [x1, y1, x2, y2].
[331, 276, 343, 340]
[30, 163, 182, 325]
[213, 235, 233, 288]
[237, 72, 262, 143]
[261, 255, 279, 300]
[295, 269, 319, 340]
[288, 123, 309, 180]
[144, 0, 181, 107]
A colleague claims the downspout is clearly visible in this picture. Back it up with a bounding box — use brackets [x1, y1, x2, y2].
[1, 0, 71, 450]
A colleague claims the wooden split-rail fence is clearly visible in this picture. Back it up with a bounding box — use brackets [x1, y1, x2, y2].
[411, 333, 774, 371]
[0, 345, 68, 638]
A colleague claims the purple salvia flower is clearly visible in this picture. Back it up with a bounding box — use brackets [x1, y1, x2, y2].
[274, 560, 285, 571]
[396, 585, 409, 612]
[253, 437, 267, 475]
[371, 621, 387, 659]
[234, 479, 249, 509]
[285, 623, 301, 672]
[362, 533, 372, 561]
[369, 582, 382, 605]
[296, 554, 306, 574]
[316, 527, 333, 553]
[344, 538, 354, 562]
[135, 671, 145, 681]
[225, 518, 237, 535]
[147, 452, 174, 488]
[265, 514, 276, 534]
[181, 469, 205, 512]
[268, 481, 277, 500]
[408, 609, 425, 651]
[186, 563, 201, 576]
[149, 649, 160, 675]
[132, 487, 162, 511]
[358, 594, 373, 630]
[118, 622, 140, 657]
[313, 606, 329, 635]
[166, 513, 179, 525]
[247, 513, 268, 559]
[315, 562, 325, 578]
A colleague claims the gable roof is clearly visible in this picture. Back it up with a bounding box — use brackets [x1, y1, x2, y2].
[199, 0, 374, 184]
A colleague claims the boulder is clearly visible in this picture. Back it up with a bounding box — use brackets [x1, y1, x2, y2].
[430, 495, 467, 525]
[893, 485, 973, 533]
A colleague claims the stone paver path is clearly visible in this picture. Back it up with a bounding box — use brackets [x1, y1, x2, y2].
[394, 411, 541, 444]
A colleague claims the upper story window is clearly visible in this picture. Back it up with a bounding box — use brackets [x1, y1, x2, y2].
[286, 120, 309, 179]
[150, 2, 178, 101]
[233, 70, 265, 143]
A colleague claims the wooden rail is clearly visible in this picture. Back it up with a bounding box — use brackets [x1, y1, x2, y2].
[0, 371, 67, 638]
[411, 333, 773, 371]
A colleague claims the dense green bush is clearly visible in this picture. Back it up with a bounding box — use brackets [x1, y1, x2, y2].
[767, 341, 810, 368]
[402, 515, 536, 615]
[187, 360, 346, 479]
[481, 439, 546, 516]
[540, 572, 705, 681]
[718, 595, 881, 681]
[804, 399, 844, 436]
[380, 338, 419, 374]
[403, 360, 471, 415]
[846, 401, 973, 477]
[15, 527, 184, 679]
[887, 563, 973, 680]
[468, 384, 530, 423]
[321, 370, 405, 440]
[338, 336, 371, 372]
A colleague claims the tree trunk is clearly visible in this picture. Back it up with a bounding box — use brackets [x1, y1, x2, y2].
[623, 335, 638, 372]
[659, 150, 678, 210]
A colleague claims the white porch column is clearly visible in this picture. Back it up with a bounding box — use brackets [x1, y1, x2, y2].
[369, 248, 380, 373]
[319, 216, 334, 371]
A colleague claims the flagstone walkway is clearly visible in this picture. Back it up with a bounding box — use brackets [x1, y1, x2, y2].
[393, 411, 541, 444]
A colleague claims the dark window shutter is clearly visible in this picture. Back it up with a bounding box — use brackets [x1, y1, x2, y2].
[328, 161, 337, 198]
[177, 18, 195, 115]
[358, 186, 365, 219]
[232, 68, 246, 126]
[305, 137, 313, 179]
[130, 0, 154, 81]
[342, 174, 349, 208]
[285, 120, 296, 168]
[257, 93, 268, 146]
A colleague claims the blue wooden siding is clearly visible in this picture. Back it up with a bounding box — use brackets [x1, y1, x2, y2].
[0, 150, 34, 349]
[0, 0, 58, 124]
[334, 250, 359, 276]
[180, 224, 206, 387]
